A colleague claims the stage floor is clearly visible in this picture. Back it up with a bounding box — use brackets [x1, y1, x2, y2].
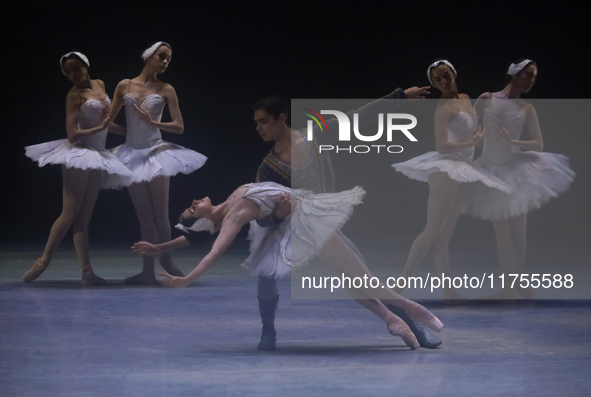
[1, 242, 590, 396]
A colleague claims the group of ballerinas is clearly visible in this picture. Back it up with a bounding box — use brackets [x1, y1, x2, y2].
[23, 42, 206, 285]
[392, 59, 574, 302]
[21, 46, 574, 349]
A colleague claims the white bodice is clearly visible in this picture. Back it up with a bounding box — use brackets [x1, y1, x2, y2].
[481, 107, 526, 165]
[77, 97, 111, 150]
[443, 111, 477, 161]
[123, 93, 165, 149]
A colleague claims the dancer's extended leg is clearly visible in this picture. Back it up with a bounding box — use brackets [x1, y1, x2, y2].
[431, 183, 468, 303]
[72, 169, 105, 285]
[125, 182, 158, 284]
[394, 172, 459, 293]
[485, 218, 519, 301]
[23, 166, 89, 283]
[148, 176, 184, 277]
[319, 233, 444, 334]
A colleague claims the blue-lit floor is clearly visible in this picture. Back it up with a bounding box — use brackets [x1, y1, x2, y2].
[1, 243, 590, 397]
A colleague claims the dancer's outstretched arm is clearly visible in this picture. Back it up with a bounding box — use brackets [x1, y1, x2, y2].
[132, 236, 191, 256]
[158, 219, 245, 288]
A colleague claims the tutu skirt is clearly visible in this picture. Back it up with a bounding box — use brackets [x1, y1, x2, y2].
[241, 184, 366, 278]
[110, 140, 207, 186]
[462, 151, 575, 220]
[25, 139, 133, 189]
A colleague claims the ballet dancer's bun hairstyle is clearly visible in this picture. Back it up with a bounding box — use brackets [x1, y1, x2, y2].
[60, 52, 90, 75]
[141, 41, 172, 61]
[507, 59, 536, 76]
[427, 60, 457, 86]
[253, 96, 290, 122]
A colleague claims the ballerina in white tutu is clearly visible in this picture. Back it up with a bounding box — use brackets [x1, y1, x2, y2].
[109, 42, 207, 284]
[23, 52, 133, 285]
[462, 59, 575, 300]
[391, 60, 511, 302]
[132, 182, 445, 350]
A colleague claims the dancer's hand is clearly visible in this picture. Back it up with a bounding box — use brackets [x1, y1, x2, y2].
[100, 102, 112, 128]
[273, 192, 292, 221]
[471, 125, 485, 145]
[494, 123, 513, 144]
[404, 86, 431, 100]
[134, 104, 154, 126]
[132, 241, 159, 256]
[158, 272, 191, 288]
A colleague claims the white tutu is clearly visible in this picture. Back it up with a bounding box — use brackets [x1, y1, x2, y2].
[24, 98, 133, 189]
[462, 151, 575, 220]
[108, 93, 207, 187]
[461, 107, 575, 220]
[392, 150, 512, 192]
[110, 141, 207, 186]
[241, 182, 365, 278]
[392, 111, 511, 192]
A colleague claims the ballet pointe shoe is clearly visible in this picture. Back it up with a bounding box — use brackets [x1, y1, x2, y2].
[406, 302, 444, 333]
[386, 313, 419, 350]
[123, 271, 157, 285]
[22, 257, 49, 283]
[81, 268, 107, 286]
[159, 257, 185, 277]
[385, 304, 442, 348]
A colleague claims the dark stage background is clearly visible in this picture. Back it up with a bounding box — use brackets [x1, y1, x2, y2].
[2, 2, 589, 249]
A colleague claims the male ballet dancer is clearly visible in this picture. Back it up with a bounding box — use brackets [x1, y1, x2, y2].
[252, 88, 442, 350]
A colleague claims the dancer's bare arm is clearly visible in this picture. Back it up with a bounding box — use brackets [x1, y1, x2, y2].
[159, 199, 259, 288]
[495, 104, 543, 151]
[108, 79, 129, 123]
[132, 236, 191, 256]
[434, 99, 482, 154]
[65, 92, 110, 143]
[134, 84, 184, 134]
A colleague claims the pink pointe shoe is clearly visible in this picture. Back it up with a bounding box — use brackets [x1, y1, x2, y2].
[386, 313, 419, 350]
[22, 258, 49, 283]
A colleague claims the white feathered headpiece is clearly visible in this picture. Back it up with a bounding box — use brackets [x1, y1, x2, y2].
[427, 60, 457, 86]
[142, 41, 172, 61]
[60, 52, 90, 75]
[507, 59, 535, 76]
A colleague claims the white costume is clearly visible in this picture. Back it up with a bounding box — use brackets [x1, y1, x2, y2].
[110, 92, 206, 186]
[392, 111, 512, 192]
[25, 98, 133, 189]
[241, 182, 365, 277]
[462, 103, 575, 220]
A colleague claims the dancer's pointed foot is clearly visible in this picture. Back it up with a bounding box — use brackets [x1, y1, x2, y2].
[81, 269, 107, 286]
[123, 271, 157, 285]
[516, 286, 536, 299]
[406, 302, 444, 333]
[22, 257, 49, 283]
[482, 288, 517, 303]
[443, 289, 469, 305]
[159, 258, 185, 277]
[386, 313, 419, 350]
